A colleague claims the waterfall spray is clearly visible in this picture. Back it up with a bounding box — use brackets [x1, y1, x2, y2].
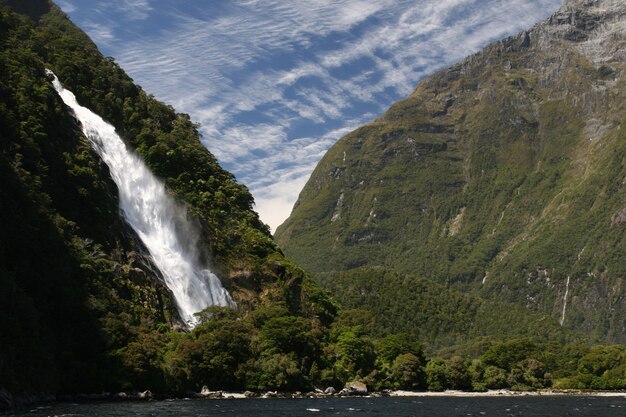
[47, 70, 234, 327]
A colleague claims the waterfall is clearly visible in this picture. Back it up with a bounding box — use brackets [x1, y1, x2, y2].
[47, 70, 234, 327]
[560, 275, 570, 326]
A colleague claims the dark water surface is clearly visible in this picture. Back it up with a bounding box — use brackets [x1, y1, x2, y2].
[7, 396, 626, 417]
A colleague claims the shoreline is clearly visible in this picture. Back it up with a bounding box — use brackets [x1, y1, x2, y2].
[3, 389, 625, 411]
[108, 389, 626, 400]
[388, 389, 626, 398]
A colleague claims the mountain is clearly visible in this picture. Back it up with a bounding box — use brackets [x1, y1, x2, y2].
[0, 0, 336, 399]
[2, 0, 626, 404]
[276, 0, 626, 344]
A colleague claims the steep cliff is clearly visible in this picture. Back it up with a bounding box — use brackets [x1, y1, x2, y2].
[276, 0, 626, 343]
[0, 0, 335, 398]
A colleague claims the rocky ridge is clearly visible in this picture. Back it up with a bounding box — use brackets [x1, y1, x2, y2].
[276, 0, 626, 343]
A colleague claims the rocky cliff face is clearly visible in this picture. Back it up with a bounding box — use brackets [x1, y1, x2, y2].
[276, 0, 626, 342]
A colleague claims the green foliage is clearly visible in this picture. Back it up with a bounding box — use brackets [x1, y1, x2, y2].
[482, 365, 508, 390]
[0, 0, 336, 398]
[425, 358, 448, 391]
[575, 345, 626, 390]
[243, 353, 305, 391]
[318, 267, 569, 350]
[165, 311, 253, 391]
[1, 1, 624, 399]
[481, 339, 540, 371]
[275, 0, 626, 346]
[377, 333, 425, 365]
[389, 353, 425, 390]
[417, 338, 625, 392]
[258, 316, 317, 359]
[117, 331, 168, 392]
[334, 329, 376, 378]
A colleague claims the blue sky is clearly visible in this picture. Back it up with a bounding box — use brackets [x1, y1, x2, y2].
[56, 0, 563, 231]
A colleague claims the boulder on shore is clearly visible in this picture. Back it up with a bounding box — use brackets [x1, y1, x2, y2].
[343, 381, 368, 396]
[139, 390, 152, 400]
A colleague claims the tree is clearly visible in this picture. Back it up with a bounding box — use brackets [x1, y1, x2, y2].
[377, 333, 425, 365]
[444, 356, 472, 390]
[258, 316, 317, 359]
[482, 365, 508, 389]
[243, 353, 305, 391]
[426, 358, 448, 391]
[390, 353, 426, 390]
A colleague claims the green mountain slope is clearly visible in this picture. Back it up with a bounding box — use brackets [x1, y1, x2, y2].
[0, 0, 336, 398]
[318, 268, 570, 349]
[276, 0, 626, 343]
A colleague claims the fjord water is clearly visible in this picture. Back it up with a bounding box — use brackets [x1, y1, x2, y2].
[11, 396, 626, 417]
[47, 70, 233, 326]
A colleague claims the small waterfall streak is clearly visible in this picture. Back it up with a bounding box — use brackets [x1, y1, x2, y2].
[47, 70, 233, 327]
[560, 275, 570, 326]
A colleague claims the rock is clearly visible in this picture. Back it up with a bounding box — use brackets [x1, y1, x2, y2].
[262, 391, 278, 398]
[324, 387, 336, 395]
[0, 389, 13, 411]
[139, 390, 152, 400]
[198, 386, 223, 399]
[244, 391, 258, 398]
[115, 392, 128, 399]
[344, 381, 368, 395]
[612, 206, 626, 225]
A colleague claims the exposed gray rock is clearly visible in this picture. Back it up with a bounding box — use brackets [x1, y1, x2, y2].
[612, 205, 626, 225]
[139, 390, 152, 400]
[344, 381, 368, 395]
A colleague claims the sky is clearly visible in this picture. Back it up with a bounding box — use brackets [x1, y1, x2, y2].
[56, 0, 563, 231]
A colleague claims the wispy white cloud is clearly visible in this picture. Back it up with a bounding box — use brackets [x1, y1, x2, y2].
[81, 21, 116, 47]
[117, 0, 152, 21]
[63, 0, 563, 231]
[56, 0, 76, 13]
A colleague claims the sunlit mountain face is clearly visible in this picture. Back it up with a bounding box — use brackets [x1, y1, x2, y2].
[57, 0, 562, 231]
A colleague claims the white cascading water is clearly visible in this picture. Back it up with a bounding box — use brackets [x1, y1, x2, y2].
[47, 70, 234, 327]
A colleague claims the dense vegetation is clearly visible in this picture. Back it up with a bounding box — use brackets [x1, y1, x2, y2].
[318, 268, 571, 350]
[276, 0, 626, 344]
[0, 0, 335, 400]
[117, 307, 626, 393]
[1, 0, 624, 405]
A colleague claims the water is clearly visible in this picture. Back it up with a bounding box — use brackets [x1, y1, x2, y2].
[8, 396, 626, 417]
[47, 70, 234, 326]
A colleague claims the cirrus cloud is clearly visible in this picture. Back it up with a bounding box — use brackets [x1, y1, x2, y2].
[58, 0, 563, 231]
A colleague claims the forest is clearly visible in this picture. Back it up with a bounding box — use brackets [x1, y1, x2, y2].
[0, 0, 624, 404]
